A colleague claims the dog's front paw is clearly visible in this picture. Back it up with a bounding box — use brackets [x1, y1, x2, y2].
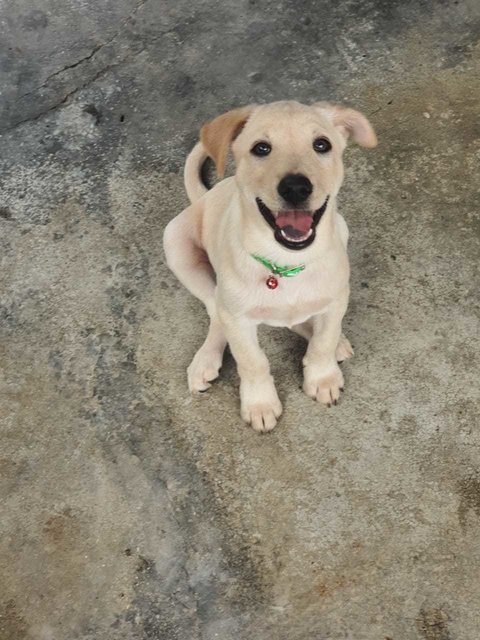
[303, 363, 344, 406]
[242, 402, 282, 432]
[240, 379, 282, 432]
[187, 347, 223, 393]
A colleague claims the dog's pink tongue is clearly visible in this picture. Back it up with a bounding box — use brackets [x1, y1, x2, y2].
[276, 211, 313, 234]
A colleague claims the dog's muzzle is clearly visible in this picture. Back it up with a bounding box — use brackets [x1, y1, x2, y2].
[255, 197, 329, 250]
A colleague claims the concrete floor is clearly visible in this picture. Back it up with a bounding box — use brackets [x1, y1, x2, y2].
[1, 0, 479, 638]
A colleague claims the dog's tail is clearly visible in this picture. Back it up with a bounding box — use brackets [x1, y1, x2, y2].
[184, 142, 212, 204]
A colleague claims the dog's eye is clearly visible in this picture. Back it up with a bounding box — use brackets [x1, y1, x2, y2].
[313, 137, 332, 154]
[251, 141, 272, 156]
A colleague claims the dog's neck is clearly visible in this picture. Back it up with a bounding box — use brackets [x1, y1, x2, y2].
[235, 190, 339, 265]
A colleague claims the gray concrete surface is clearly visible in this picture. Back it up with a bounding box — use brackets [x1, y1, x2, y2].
[0, 0, 479, 638]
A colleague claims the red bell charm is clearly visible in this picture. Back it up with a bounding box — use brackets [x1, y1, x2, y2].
[266, 275, 279, 289]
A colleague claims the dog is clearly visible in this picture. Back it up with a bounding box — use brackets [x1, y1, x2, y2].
[164, 101, 377, 432]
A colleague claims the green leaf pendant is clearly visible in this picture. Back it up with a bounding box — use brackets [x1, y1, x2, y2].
[251, 254, 305, 289]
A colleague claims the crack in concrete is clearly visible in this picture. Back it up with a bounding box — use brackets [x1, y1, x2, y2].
[17, 41, 112, 102]
[0, 46, 147, 135]
[1, 0, 149, 134]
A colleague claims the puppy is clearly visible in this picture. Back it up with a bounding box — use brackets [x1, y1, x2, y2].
[164, 101, 377, 432]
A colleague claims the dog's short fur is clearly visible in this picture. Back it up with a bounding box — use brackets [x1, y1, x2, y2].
[164, 101, 377, 431]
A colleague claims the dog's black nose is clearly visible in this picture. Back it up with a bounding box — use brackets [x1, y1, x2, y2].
[277, 174, 313, 206]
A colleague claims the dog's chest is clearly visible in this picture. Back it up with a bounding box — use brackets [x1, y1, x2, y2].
[247, 298, 332, 327]
[245, 275, 334, 327]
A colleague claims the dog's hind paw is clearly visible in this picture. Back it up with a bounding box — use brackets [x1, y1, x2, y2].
[187, 348, 223, 393]
[335, 334, 354, 363]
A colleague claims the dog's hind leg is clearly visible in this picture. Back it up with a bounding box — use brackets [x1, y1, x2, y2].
[164, 207, 227, 392]
[164, 207, 216, 312]
[291, 320, 314, 340]
[291, 321, 353, 362]
[187, 313, 226, 392]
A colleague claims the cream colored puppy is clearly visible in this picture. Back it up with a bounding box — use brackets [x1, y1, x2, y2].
[164, 101, 376, 432]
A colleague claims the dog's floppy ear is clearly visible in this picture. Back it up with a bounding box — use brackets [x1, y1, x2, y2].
[315, 102, 377, 148]
[200, 105, 255, 177]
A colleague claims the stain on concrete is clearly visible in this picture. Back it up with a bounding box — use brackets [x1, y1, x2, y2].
[457, 477, 480, 529]
[21, 10, 48, 31]
[416, 607, 451, 640]
[0, 207, 13, 220]
[43, 508, 78, 549]
[0, 600, 27, 640]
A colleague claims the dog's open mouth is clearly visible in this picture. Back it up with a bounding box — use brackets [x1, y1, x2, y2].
[255, 197, 329, 250]
[276, 210, 314, 242]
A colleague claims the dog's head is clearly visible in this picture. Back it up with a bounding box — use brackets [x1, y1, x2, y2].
[201, 101, 377, 250]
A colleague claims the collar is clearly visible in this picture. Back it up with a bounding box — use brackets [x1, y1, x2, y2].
[251, 253, 305, 276]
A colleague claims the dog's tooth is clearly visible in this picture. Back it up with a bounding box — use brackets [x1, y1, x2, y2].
[280, 228, 313, 243]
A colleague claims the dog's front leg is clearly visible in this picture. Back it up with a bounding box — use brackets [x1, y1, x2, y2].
[303, 297, 348, 406]
[218, 308, 282, 432]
